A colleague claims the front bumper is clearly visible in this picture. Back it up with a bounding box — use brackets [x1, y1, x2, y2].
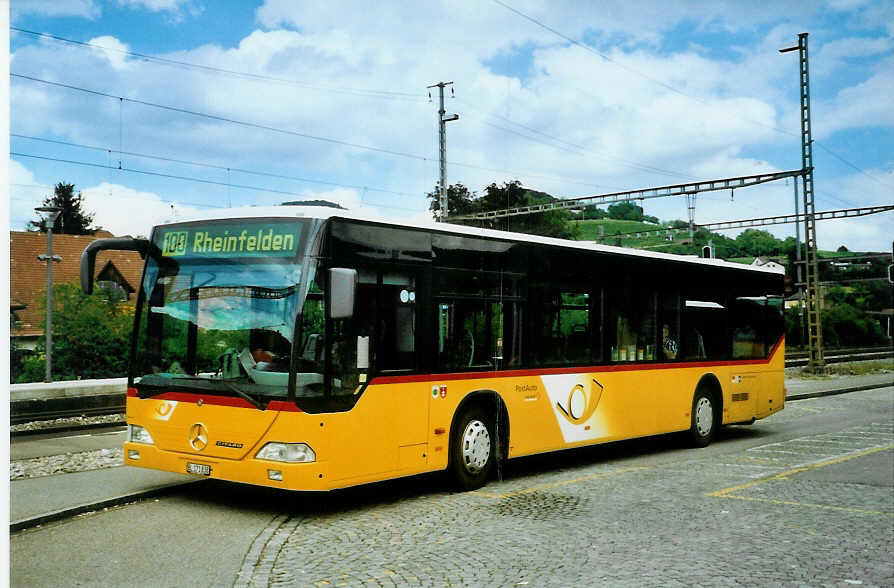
[124, 442, 332, 491]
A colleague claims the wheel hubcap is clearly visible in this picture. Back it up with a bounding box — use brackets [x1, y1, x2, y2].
[695, 396, 713, 436]
[461, 419, 491, 474]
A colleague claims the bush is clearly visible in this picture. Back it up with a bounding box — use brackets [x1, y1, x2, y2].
[16, 283, 134, 382]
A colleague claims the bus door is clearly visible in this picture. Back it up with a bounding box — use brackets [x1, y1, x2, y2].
[378, 267, 430, 471]
[325, 266, 429, 480]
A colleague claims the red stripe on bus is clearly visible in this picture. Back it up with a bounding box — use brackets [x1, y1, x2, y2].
[371, 335, 785, 385]
[126, 389, 301, 412]
[268, 400, 302, 412]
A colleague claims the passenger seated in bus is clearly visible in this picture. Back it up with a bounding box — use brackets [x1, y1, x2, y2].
[662, 324, 678, 360]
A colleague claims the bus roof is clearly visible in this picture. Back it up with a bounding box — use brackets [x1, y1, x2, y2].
[160, 205, 785, 276]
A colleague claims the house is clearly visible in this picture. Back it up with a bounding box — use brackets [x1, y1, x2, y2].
[10, 230, 144, 349]
[751, 257, 786, 272]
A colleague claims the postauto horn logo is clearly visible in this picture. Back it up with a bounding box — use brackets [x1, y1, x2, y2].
[555, 378, 604, 424]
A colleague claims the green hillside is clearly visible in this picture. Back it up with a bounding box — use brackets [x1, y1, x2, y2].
[570, 219, 853, 262]
[571, 219, 696, 254]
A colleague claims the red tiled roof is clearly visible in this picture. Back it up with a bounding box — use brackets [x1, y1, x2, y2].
[10, 231, 144, 337]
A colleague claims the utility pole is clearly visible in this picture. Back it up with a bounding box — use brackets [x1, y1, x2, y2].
[427, 82, 459, 221]
[781, 32, 825, 373]
[793, 179, 805, 344]
[686, 194, 697, 241]
[35, 206, 62, 383]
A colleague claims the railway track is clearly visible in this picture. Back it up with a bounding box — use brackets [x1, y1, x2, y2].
[11, 403, 125, 427]
[11, 420, 127, 439]
[784, 346, 892, 368]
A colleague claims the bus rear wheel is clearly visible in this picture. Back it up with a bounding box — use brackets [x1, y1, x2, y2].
[449, 407, 495, 491]
[688, 388, 717, 447]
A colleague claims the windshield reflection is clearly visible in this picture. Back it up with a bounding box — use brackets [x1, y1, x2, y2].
[132, 219, 318, 406]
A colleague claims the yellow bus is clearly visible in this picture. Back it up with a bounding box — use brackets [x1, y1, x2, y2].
[81, 206, 785, 491]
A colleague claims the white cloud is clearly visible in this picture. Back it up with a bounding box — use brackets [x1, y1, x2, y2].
[12, 0, 100, 20]
[816, 37, 893, 75]
[86, 36, 131, 71]
[115, 0, 202, 21]
[813, 67, 894, 138]
[8, 160, 48, 230]
[80, 183, 204, 236]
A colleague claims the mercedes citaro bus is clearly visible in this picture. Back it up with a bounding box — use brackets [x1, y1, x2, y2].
[81, 206, 785, 491]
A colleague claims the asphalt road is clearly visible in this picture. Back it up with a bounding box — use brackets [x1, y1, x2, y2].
[10, 384, 893, 587]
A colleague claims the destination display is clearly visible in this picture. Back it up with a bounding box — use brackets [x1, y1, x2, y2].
[156, 221, 302, 258]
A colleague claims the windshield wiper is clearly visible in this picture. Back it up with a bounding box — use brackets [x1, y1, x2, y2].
[134, 380, 180, 398]
[134, 375, 266, 409]
[220, 380, 265, 410]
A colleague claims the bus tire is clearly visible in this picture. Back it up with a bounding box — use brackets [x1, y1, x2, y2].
[689, 387, 717, 447]
[449, 406, 496, 491]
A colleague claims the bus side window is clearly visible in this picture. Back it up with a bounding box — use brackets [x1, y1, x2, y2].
[731, 297, 767, 359]
[607, 284, 656, 362]
[436, 299, 499, 370]
[377, 272, 416, 372]
[660, 293, 680, 361]
[682, 299, 728, 360]
[298, 282, 324, 371]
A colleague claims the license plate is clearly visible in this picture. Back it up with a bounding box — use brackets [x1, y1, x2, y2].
[186, 462, 211, 476]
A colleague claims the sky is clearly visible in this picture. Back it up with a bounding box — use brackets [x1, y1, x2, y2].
[7, 0, 894, 251]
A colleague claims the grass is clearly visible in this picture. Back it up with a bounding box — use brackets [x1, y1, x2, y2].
[570, 219, 851, 262]
[571, 219, 688, 251]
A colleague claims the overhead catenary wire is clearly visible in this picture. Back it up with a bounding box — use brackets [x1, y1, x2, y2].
[11, 133, 422, 198]
[10, 26, 426, 102]
[491, 0, 892, 190]
[11, 152, 429, 213]
[13, 25, 694, 190]
[11, 73, 619, 196]
[15, 20, 890, 193]
[11, 73, 433, 164]
[459, 99, 694, 181]
[814, 140, 893, 190]
[12, 24, 736, 190]
[12, 151, 330, 200]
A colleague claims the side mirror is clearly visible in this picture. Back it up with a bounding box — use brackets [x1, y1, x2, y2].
[327, 268, 357, 319]
[80, 237, 149, 294]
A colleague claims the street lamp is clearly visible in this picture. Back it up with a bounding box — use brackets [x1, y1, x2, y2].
[35, 206, 62, 383]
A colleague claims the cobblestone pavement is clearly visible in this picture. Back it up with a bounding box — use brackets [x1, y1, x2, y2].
[238, 388, 893, 587]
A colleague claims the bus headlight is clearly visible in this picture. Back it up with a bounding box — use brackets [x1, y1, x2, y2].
[255, 442, 316, 463]
[128, 424, 154, 445]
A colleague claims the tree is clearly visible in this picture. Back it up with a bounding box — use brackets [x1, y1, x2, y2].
[427, 183, 477, 218]
[28, 182, 99, 234]
[606, 202, 644, 221]
[735, 229, 783, 257]
[427, 180, 579, 239]
[580, 205, 607, 220]
[18, 283, 133, 382]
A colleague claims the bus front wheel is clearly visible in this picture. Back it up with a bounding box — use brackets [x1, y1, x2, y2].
[689, 388, 717, 447]
[449, 407, 496, 491]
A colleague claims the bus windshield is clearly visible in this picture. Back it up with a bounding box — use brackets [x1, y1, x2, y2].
[132, 219, 316, 406]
